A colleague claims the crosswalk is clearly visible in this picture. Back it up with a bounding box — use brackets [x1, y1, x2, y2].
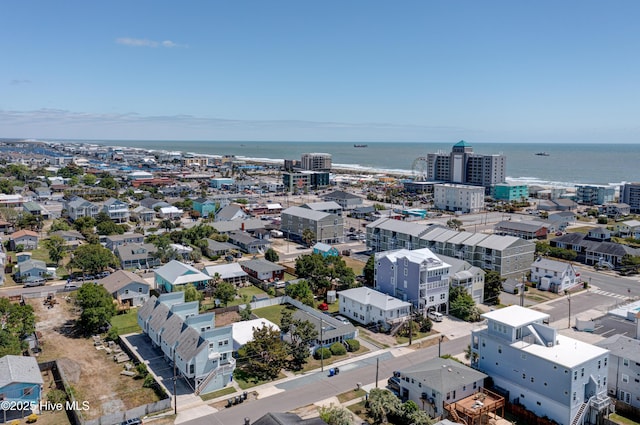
[589, 289, 630, 300]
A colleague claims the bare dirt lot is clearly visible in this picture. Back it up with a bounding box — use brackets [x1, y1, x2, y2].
[29, 294, 161, 421]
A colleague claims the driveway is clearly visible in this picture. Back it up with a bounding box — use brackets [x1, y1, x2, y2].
[122, 333, 195, 397]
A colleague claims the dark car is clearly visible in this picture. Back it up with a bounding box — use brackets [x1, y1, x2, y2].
[120, 419, 142, 425]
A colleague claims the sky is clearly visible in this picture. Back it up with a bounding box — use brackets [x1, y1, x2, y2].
[1, 1, 639, 143]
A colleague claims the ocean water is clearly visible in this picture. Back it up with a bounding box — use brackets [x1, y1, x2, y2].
[89, 140, 640, 187]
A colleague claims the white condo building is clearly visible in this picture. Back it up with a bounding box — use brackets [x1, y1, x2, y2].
[470, 306, 612, 425]
[433, 183, 485, 214]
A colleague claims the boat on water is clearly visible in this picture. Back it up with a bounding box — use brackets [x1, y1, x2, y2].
[353, 144, 368, 148]
[535, 152, 550, 156]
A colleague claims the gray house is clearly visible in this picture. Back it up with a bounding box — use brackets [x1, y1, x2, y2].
[227, 231, 271, 254]
[99, 270, 150, 307]
[595, 334, 640, 409]
[320, 190, 363, 210]
[104, 233, 145, 251]
[102, 197, 130, 223]
[66, 196, 99, 221]
[115, 243, 160, 270]
[395, 357, 487, 418]
[8, 230, 39, 251]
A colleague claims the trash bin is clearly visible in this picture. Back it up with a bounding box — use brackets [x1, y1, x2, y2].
[329, 368, 335, 377]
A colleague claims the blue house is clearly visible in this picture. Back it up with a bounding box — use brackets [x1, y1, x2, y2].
[192, 198, 217, 219]
[137, 293, 235, 395]
[312, 242, 339, 258]
[154, 260, 212, 292]
[0, 355, 43, 416]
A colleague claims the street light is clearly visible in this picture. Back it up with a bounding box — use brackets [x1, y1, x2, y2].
[438, 335, 445, 358]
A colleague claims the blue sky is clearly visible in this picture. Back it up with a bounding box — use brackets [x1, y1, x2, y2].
[1, 1, 639, 142]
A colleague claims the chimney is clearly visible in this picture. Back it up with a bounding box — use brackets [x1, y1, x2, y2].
[241, 222, 245, 231]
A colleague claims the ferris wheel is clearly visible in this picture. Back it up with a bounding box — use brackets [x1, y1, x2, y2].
[411, 156, 429, 181]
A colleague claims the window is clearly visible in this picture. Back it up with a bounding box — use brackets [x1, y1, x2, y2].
[622, 374, 629, 383]
[521, 353, 527, 360]
[23, 387, 33, 396]
[573, 392, 576, 401]
[574, 371, 577, 381]
[522, 374, 526, 380]
[190, 364, 195, 374]
[440, 293, 446, 300]
[598, 360, 601, 369]
[498, 345, 502, 354]
[581, 368, 584, 377]
[623, 358, 629, 367]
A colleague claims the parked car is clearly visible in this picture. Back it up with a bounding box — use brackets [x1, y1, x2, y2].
[64, 282, 80, 291]
[23, 279, 46, 288]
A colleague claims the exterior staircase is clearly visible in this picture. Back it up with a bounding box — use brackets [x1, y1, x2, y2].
[445, 404, 467, 425]
[195, 358, 236, 396]
[389, 318, 406, 336]
[570, 402, 588, 425]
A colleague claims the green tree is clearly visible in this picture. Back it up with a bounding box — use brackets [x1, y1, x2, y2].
[449, 286, 479, 322]
[70, 243, 119, 275]
[6, 164, 31, 182]
[284, 279, 315, 306]
[319, 404, 354, 425]
[239, 302, 252, 321]
[73, 216, 96, 234]
[213, 282, 237, 306]
[446, 219, 463, 230]
[97, 175, 120, 190]
[0, 179, 16, 194]
[76, 283, 117, 335]
[301, 228, 316, 246]
[0, 297, 36, 356]
[16, 213, 42, 231]
[82, 174, 97, 186]
[57, 163, 83, 178]
[363, 254, 375, 286]
[483, 270, 503, 305]
[49, 218, 71, 232]
[243, 325, 288, 381]
[288, 318, 318, 371]
[43, 235, 66, 266]
[96, 220, 125, 235]
[295, 254, 332, 294]
[264, 248, 279, 262]
[368, 388, 401, 424]
[179, 284, 203, 303]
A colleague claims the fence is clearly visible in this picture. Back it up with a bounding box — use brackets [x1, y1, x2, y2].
[39, 354, 170, 425]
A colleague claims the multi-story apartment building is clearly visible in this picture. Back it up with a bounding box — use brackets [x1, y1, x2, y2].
[433, 183, 485, 214]
[282, 170, 330, 192]
[281, 206, 344, 244]
[426, 141, 506, 194]
[137, 292, 234, 395]
[492, 183, 529, 202]
[300, 153, 332, 171]
[595, 334, 640, 410]
[470, 306, 612, 425]
[366, 219, 535, 278]
[575, 185, 617, 206]
[621, 183, 640, 213]
[374, 248, 451, 314]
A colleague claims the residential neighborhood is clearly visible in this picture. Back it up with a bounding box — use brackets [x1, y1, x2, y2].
[0, 140, 639, 425]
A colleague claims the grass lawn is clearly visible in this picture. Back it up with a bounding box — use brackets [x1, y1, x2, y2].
[346, 400, 368, 421]
[110, 308, 142, 334]
[233, 368, 287, 390]
[337, 388, 366, 403]
[227, 285, 270, 307]
[342, 256, 366, 276]
[253, 304, 293, 326]
[284, 272, 297, 281]
[396, 330, 433, 345]
[360, 333, 389, 349]
[298, 345, 370, 373]
[200, 386, 236, 402]
[610, 414, 640, 425]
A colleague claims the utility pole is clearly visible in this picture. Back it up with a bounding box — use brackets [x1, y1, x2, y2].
[173, 350, 177, 415]
[320, 317, 324, 372]
[566, 290, 571, 329]
[375, 357, 379, 388]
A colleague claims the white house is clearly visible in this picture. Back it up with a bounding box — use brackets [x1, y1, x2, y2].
[530, 257, 581, 293]
[338, 287, 411, 328]
[470, 306, 612, 425]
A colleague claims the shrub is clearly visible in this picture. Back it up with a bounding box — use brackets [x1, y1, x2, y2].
[143, 374, 156, 388]
[330, 342, 347, 356]
[106, 326, 119, 341]
[47, 389, 67, 404]
[26, 413, 38, 423]
[345, 339, 360, 352]
[314, 347, 332, 360]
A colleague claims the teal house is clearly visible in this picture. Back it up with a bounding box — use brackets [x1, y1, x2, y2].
[312, 242, 340, 258]
[192, 198, 218, 218]
[154, 260, 212, 292]
[492, 183, 529, 201]
[0, 355, 43, 416]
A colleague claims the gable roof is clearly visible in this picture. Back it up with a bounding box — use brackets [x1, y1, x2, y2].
[302, 201, 342, 211]
[338, 287, 411, 311]
[595, 334, 640, 364]
[401, 357, 486, 393]
[99, 270, 149, 294]
[204, 263, 248, 280]
[155, 260, 211, 285]
[10, 229, 39, 239]
[282, 206, 332, 221]
[0, 355, 44, 388]
[321, 190, 362, 201]
[240, 259, 284, 273]
[253, 412, 326, 425]
[532, 257, 574, 272]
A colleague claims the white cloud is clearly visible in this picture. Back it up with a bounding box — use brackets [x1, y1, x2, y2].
[116, 37, 186, 48]
[10, 79, 31, 85]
